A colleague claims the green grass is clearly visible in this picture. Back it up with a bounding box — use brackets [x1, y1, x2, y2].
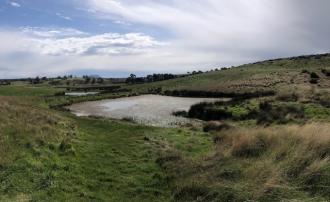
[0, 85, 62, 96]
[2, 53, 330, 201]
[0, 93, 212, 201]
[126, 53, 330, 95]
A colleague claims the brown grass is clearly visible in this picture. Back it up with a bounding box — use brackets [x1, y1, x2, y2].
[0, 96, 75, 165]
[211, 123, 330, 198]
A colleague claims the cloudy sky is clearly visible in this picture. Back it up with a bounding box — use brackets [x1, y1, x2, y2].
[0, 0, 329, 78]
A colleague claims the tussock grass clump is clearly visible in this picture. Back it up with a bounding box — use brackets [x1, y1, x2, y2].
[203, 121, 233, 132]
[256, 101, 305, 124]
[216, 124, 330, 199]
[321, 68, 330, 76]
[164, 123, 330, 201]
[314, 91, 330, 107]
[276, 89, 299, 102]
[231, 134, 268, 158]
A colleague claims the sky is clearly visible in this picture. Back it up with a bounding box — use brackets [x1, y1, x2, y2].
[0, 0, 330, 78]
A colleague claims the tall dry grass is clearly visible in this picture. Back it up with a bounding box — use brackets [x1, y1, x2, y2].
[0, 96, 76, 165]
[212, 123, 330, 199]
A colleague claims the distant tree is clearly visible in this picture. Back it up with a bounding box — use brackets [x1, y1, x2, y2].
[97, 78, 104, 84]
[126, 74, 137, 84]
[84, 76, 91, 84]
[146, 75, 153, 82]
[33, 76, 40, 84]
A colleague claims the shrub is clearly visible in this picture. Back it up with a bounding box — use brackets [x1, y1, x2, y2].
[321, 69, 330, 76]
[172, 110, 188, 117]
[203, 121, 232, 132]
[232, 135, 268, 158]
[276, 91, 299, 102]
[310, 78, 319, 84]
[121, 117, 135, 122]
[59, 140, 75, 155]
[310, 72, 320, 79]
[54, 91, 65, 96]
[188, 103, 234, 121]
[301, 69, 310, 74]
[256, 102, 305, 124]
[314, 92, 330, 107]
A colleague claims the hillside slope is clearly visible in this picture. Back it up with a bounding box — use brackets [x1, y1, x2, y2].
[131, 53, 330, 95]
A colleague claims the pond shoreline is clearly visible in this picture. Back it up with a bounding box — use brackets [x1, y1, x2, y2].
[65, 94, 225, 127]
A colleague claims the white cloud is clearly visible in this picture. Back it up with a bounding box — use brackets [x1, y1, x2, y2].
[10, 2, 21, 8]
[82, 0, 330, 61]
[56, 13, 72, 21]
[2, 1, 330, 78]
[21, 27, 87, 38]
[18, 27, 163, 56]
[113, 20, 131, 26]
[0, 27, 171, 78]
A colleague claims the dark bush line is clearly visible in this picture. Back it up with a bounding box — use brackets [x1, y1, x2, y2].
[188, 101, 305, 124]
[188, 103, 233, 121]
[163, 89, 275, 99]
[66, 85, 121, 91]
[257, 102, 305, 124]
[99, 88, 132, 94]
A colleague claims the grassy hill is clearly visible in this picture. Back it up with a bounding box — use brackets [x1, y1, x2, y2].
[1, 53, 330, 201]
[130, 53, 330, 95]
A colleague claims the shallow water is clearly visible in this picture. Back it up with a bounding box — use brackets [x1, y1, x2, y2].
[67, 95, 224, 127]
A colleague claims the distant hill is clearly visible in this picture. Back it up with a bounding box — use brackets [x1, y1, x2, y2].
[130, 53, 330, 95]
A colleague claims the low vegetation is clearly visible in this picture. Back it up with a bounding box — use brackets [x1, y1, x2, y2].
[1, 53, 330, 201]
[159, 124, 330, 201]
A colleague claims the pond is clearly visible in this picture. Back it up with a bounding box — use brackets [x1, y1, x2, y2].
[66, 95, 224, 127]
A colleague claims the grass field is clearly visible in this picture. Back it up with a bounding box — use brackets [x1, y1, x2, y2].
[1, 53, 330, 201]
[0, 87, 212, 201]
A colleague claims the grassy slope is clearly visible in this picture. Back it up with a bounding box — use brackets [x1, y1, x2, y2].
[129, 54, 330, 93]
[0, 86, 211, 201]
[163, 124, 330, 202]
[1, 54, 330, 201]
[123, 54, 330, 201]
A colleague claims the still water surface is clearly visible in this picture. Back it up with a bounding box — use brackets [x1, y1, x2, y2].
[67, 95, 223, 127]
